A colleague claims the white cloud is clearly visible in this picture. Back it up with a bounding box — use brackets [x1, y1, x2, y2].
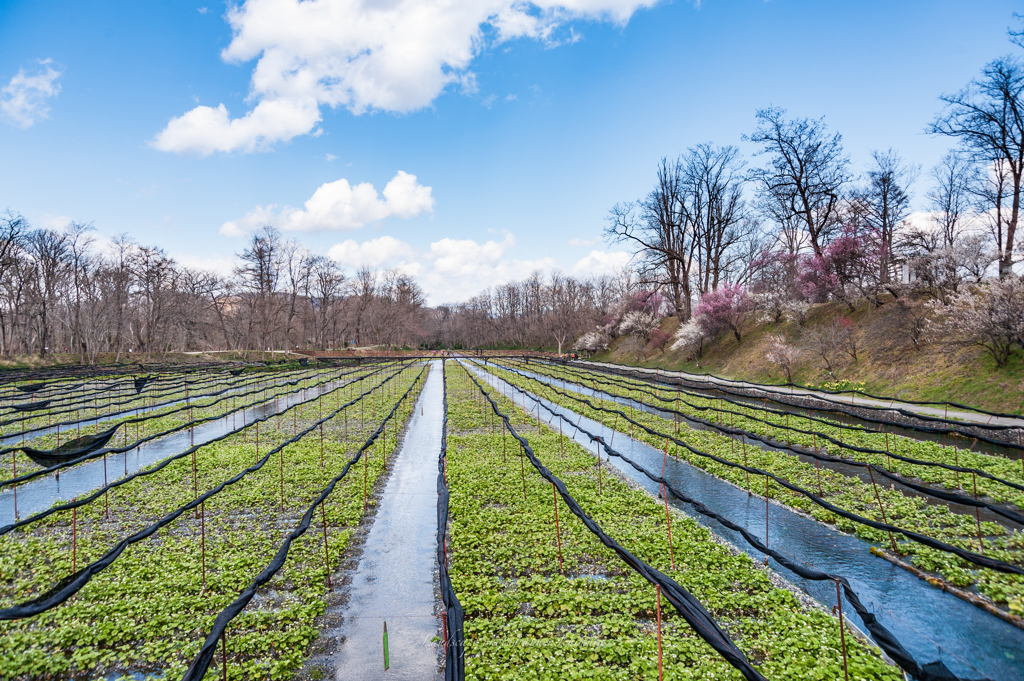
[152, 97, 321, 155]
[422, 233, 556, 302]
[568, 236, 600, 247]
[571, 249, 631, 277]
[328, 235, 416, 268]
[325, 153, 337, 161]
[221, 170, 433, 235]
[198, 6, 209, 14]
[154, 0, 658, 154]
[176, 253, 236, 276]
[323, 231, 559, 303]
[1, 60, 62, 128]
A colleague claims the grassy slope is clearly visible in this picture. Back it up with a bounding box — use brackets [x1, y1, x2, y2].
[594, 300, 1024, 415]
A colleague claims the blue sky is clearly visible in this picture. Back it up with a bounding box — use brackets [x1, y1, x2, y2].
[1, 0, 1020, 303]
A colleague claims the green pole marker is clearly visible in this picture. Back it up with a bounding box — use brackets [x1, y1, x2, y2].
[383, 620, 390, 670]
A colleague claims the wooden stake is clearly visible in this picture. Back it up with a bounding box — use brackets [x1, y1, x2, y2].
[71, 498, 77, 573]
[103, 452, 109, 519]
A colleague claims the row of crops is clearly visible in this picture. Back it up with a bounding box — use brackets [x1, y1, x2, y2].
[2, 354, 1019, 680]
[440, 360, 900, 680]
[478, 359, 1024, 619]
[0, 359, 428, 679]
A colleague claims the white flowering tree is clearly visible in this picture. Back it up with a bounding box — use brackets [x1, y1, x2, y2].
[669, 319, 709, 360]
[764, 333, 802, 382]
[929, 277, 1024, 367]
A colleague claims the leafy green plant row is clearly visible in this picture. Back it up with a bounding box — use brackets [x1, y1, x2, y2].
[0, 366, 297, 436]
[443, 362, 898, 680]
[483, 363, 1024, 617]
[0, 363, 409, 540]
[0, 363, 427, 680]
[0, 366, 372, 482]
[524, 361, 1024, 509]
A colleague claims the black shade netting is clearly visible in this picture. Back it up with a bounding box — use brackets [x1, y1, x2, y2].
[19, 425, 121, 467]
[9, 400, 51, 412]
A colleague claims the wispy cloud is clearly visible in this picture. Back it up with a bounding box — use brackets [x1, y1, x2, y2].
[1, 59, 63, 128]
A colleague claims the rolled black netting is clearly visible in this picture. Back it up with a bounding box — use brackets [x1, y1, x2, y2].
[521, 371, 1024, 575]
[461, 364, 769, 681]
[0, 364, 419, 621]
[497, 362, 1024, 523]
[179, 365, 427, 681]
[437, 360, 466, 680]
[573, 360, 1021, 420]
[495, 370, 992, 681]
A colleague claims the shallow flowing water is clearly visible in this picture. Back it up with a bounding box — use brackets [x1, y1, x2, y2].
[0, 370, 313, 448]
[509, 364, 1024, 528]
[0, 372, 365, 523]
[325, 360, 442, 680]
[467, 362, 1024, 681]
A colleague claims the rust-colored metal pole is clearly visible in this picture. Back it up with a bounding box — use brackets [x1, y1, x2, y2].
[322, 502, 332, 587]
[201, 500, 207, 590]
[552, 483, 563, 574]
[867, 467, 900, 556]
[835, 580, 850, 681]
[655, 585, 664, 681]
[520, 444, 527, 501]
[973, 472, 985, 555]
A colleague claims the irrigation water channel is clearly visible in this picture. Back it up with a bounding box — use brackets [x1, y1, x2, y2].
[0, 370, 362, 521]
[323, 359, 442, 680]
[464, 361, 1024, 681]
[0, 369, 311, 448]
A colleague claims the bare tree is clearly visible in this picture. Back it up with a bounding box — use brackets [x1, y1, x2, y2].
[235, 227, 282, 357]
[606, 158, 694, 319]
[930, 56, 1024, 278]
[852, 149, 918, 288]
[25, 229, 70, 357]
[682, 143, 752, 294]
[0, 211, 27, 356]
[928, 151, 978, 248]
[746, 107, 851, 257]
